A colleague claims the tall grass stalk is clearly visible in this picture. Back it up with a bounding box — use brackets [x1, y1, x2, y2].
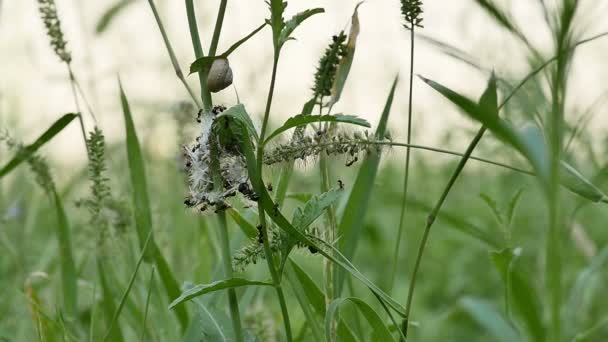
[146, 0, 201, 109]
[180, 0, 244, 339]
[391, 0, 422, 293]
[256, 51, 294, 341]
[401, 30, 605, 336]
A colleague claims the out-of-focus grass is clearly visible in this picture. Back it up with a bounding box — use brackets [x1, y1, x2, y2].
[2, 114, 608, 340]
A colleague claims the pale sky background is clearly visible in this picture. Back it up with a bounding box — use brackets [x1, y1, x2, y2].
[1, 0, 608, 165]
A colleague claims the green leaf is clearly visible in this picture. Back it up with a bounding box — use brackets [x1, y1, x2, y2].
[405, 196, 501, 248]
[102, 231, 153, 342]
[188, 56, 220, 76]
[479, 193, 504, 225]
[491, 249, 545, 342]
[329, 2, 363, 107]
[286, 192, 313, 203]
[217, 104, 259, 143]
[0, 113, 78, 178]
[293, 188, 343, 230]
[274, 99, 316, 207]
[420, 75, 548, 184]
[169, 278, 273, 309]
[279, 188, 343, 272]
[336, 76, 398, 293]
[560, 161, 607, 203]
[506, 189, 524, 227]
[223, 23, 267, 57]
[96, 258, 125, 342]
[118, 80, 189, 330]
[566, 247, 608, 334]
[460, 297, 522, 342]
[471, 0, 538, 55]
[227, 208, 257, 238]
[279, 8, 325, 47]
[52, 188, 78, 317]
[95, 0, 136, 34]
[326, 298, 395, 342]
[189, 23, 267, 74]
[289, 261, 325, 315]
[285, 262, 325, 340]
[265, 114, 369, 145]
[181, 281, 255, 342]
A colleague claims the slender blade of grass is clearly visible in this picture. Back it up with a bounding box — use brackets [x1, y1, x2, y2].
[336, 76, 398, 294]
[326, 298, 395, 342]
[118, 80, 188, 330]
[96, 258, 125, 342]
[51, 188, 78, 318]
[0, 113, 78, 178]
[101, 231, 153, 342]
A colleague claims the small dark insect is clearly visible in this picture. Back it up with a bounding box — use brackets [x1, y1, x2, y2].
[346, 156, 358, 167]
[211, 105, 227, 116]
[308, 246, 318, 254]
[257, 225, 264, 243]
[214, 202, 231, 213]
[273, 203, 279, 217]
[338, 179, 344, 189]
[196, 109, 203, 123]
[185, 161, 192, 168]
[267, 183, 273, 192]
[184, 198, 195, 207]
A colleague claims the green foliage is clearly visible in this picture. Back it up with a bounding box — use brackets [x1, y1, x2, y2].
[0, 113, 78, 179]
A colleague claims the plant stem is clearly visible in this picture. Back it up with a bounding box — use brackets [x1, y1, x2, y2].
[256, 52, 293, 342]
[140, 266, 155, 342]
[209, 0, 228, 57]
[146, 0, 201, 109]
[264, 139, 532, 175]
[399, 32, 608, 336]
[390, 25, 415, 294]
[150, 0, 243, 338]
[185, 0, 212, 109]
[217, 213, 244, 342]
[403, 127, 487, 337]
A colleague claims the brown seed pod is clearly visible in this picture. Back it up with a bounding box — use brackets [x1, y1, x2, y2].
[207, 58, 233, 93]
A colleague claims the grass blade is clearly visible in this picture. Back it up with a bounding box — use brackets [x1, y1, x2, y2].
[326, 298, 395, 342]
[101, 231, 152, 342]
[51, 188, 78, 317]
[169, 278, 273, 309]
[491, 249, 545, 341]
[96, 258, 125, 342]
[336, 76, 398, 293]
[0, 113, 78, 178]
[264, 114, 370, 146]
[329, 2, 363, 107]
[118, 80, 189, 329]
[460, 297, 521, 342]
[95, 0, 136, 34]
[189, 23, 267, 75]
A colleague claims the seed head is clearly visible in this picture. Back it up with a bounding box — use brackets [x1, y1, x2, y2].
[401, 0, 424, 30]
[38, 0, 72, 63]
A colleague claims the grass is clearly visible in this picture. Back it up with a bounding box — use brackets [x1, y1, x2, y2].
[2, 0, 608, 341]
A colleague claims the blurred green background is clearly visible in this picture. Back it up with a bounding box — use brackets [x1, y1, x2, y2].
[2, 0, 608, 341]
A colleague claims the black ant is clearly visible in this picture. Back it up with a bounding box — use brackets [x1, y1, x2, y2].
[196, 109, 203, 123]
[184, 198, 195, 207]
[346, 156, 358, 167]
[256, 225, 264, 243]
[273, 203, 280, 217]
[267, 183, 273, 192]
[338, 180, 344, 189]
